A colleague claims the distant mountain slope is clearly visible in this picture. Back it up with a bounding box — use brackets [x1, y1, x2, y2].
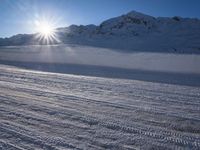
[1, 10, 200, 53]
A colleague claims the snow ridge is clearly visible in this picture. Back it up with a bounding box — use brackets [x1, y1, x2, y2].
[0, 10, 200, 53]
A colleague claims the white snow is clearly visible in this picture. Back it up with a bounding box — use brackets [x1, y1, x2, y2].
[51, 11, 200, 53]
[0, 65, 200, 149]
[0, 45, 200, 74]
[0, 10, 200, 149]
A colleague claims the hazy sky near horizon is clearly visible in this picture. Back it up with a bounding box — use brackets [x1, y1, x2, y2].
[0, 0, 200, 37]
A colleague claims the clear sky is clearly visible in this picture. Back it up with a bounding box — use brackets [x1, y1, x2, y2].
[0, 0, 200, 38]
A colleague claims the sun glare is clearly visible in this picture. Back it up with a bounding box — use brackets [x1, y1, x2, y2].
[34, 18, 60, 44]
[38, 21, 54, 37]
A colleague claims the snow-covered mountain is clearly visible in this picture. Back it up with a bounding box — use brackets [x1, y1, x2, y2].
[1, 10, 200, 53]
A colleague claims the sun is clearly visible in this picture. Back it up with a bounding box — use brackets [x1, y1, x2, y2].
[36, 20, 54, 38]
[34, 18, 60, 44]
[39, 22, 53, 36]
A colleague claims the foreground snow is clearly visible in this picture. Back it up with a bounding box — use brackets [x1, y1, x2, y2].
[0, 65, 200, 149]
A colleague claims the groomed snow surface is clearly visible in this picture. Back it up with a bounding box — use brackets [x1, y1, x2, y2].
[0, 65, 200, 149]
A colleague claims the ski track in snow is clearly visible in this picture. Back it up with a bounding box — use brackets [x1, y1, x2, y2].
[0, 65, 200, 150]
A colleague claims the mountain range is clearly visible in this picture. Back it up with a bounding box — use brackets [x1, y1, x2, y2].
[0, 10, 200, 53]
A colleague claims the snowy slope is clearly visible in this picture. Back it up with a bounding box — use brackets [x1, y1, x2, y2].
[0, 44, 200, 87]
[0, 10, 200, 53]
[0, 65, 200, 149]
[0, 45, 200, 74]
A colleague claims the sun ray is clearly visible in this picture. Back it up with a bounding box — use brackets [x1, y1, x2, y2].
[34, 17, 60, 44]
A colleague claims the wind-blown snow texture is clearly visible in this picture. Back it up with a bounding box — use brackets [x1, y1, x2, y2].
[0, 10, 200, 53]
[0, 65, 200, 149]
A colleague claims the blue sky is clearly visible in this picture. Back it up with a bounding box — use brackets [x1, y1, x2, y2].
[0, 0, 200, 37]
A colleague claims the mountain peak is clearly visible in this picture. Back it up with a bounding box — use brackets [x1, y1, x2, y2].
[126, 10, 156, 20]
[127, 10, 148, 16]
[0, 10, 200, 54]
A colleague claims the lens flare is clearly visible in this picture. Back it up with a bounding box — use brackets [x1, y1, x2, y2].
[34, 18, 60, 44]
[38, 21, 53, 37]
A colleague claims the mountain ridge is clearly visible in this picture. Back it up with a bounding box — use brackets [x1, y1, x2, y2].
[0, 10, 200, 53]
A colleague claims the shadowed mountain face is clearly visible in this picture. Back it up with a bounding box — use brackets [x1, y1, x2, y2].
[1, 10, 200, 53]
